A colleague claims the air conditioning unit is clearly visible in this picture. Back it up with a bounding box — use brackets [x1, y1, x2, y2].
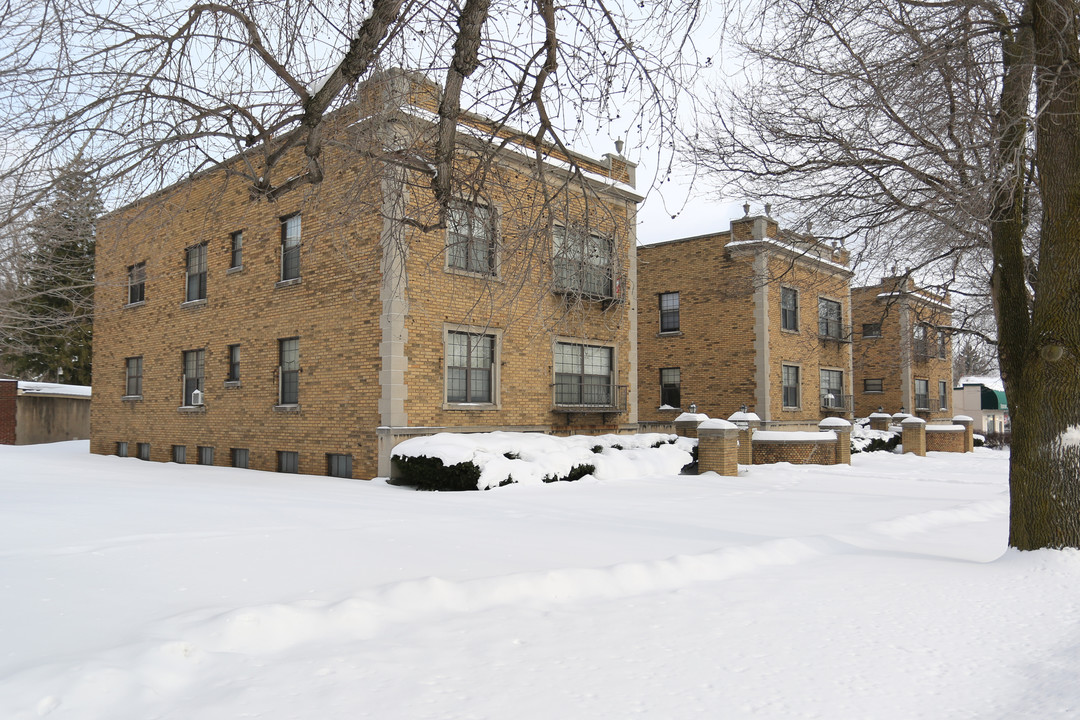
[191, 389, 204, 406]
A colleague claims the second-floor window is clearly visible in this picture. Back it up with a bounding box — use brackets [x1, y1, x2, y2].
[125, 356, 143, 397]
[914, 325, 928, 358]
[937, 330, 947, 358]
[447, 202, 496, 274]
[553, 225, 614, 299]
[862, 322, 881, 338]
[182, 349, 204, 406]
[939, 380, 948, 410]
[818, 298, 843, 339]
[446, 331, 495, 404]
[659, 292, 680, 332]
[781, 287, 799, 331]
[660, 367, 681, 408]
[914, 378, 930, 410]
[226, 344, 241, 382]
[127, 262, 146, 305]
[279, 337, 299, 405]
[230, 230, 243, 269]
[281, 214, 301, 281]
[185, 244, 207, 302]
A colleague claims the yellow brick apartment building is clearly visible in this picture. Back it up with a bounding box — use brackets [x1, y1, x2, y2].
[851, 277, 953, 419]
[91, 69, 641, 479]
[637, 207, 854, 426]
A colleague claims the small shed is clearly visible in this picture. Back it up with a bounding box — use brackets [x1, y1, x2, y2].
[0, 379, 92, 445]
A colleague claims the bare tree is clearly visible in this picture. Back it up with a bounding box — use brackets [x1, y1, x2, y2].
[697, 0, 1080, 549]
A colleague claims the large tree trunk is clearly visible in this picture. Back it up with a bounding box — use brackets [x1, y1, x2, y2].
[1007, 0, 1080, 549]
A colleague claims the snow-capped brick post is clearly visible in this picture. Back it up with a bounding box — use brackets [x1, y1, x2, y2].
[696, 418, 740, 476]
[868, 412, 893, 432]
[953, 415, 975, 452]
[0, 380, 15, 445]
[819, 417, 852, 465]
[674, 412, 708, 439]
[728, 410, 761, 465]
[901, 416, 926, 457]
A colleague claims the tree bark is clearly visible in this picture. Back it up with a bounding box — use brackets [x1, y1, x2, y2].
[1008, 0, 1080, 549]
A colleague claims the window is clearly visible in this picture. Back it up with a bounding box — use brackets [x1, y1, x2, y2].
[820, 369, 845, 409]
[447, 331, 494, 404]
[782, 365, 800, 408]
[914, 378, 930, 410]
[939, 380, 949, 410]
[862, 322, 881, 338]
[226, 344, 241, 382]
[781, 287, 799, 331]
[659, 292, 680, 332]
[554, 342, 614, 406]
[127, 262, 146, 305]
[182, 349, 205, 406]
[185, 243, 207, 302]
[863, 378, 884, 393]
[137, 442, 150, 461]
[447, 202, 496, 274]
[116, 441, 128, 457]
[937, 330, 947, 359]
[172, 445, 186, 463]
[660, 367, 681, 408]
[281, 214, 301, 281]
[230, 230, 243, 269]
[278, 451, 298, 474]
[125, 356, 143, 397]
[327, 453, 353, 478]
[818, 298, 844, 339]
[278, 338, 299, 405]
[913, 325, 929, 359]
[197, 446, 214, 466]
[552, 225, 615, 298]
[231, 448, 249, 469]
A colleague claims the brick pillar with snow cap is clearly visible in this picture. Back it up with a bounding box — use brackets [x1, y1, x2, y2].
[868, 412, 892, 432]
[697, 418, 740, 476]
[901, 416, 926, 456]
[819, 417, 852, 465]
[728, 410, 761, 465]
[674, 412, 707, 439]
[952, 415, 975, 452]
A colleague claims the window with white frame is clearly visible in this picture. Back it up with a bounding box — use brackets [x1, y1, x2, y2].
[278, 337, 299, 405]
[185, 243, 207, 302]
[818, 298, 843, 339]
[181, 349, 204, 406]
[782, 364, 800, 408]
[280, 214, 301, 281]
[781, 287, 799, 331]
[446, 202, 496, 274]
[554, 342, 614, 406]
[446, 331, 495, 404]
[914, 378, 930, 410]
[552, 225, 614, 299]
[659, 292, 680, 332]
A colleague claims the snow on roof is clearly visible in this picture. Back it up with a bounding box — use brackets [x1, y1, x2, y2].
[17, 381, 92, 398]
[957, 375, 1004, 392]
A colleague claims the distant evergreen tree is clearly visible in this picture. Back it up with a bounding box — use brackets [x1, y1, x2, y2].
[4, 162, 100, 385]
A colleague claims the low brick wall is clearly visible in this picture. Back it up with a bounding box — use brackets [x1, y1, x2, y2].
[926, 425, 965, 453]
[751, 431, 839, 465]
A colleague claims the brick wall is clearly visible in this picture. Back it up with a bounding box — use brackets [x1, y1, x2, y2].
[752, 438, 837, 465]
[0, 380, 15, 444]
[926, 427, 965, 453]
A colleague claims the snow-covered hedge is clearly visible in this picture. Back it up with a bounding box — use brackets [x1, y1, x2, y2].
[392, 432, 695, 491]
[850, 421, 901, 454]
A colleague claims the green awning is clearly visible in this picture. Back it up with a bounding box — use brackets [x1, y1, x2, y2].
[980, 386, 1007, 410]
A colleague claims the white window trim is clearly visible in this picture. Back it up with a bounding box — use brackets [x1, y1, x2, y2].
[552, 335, 619, 406]
[781, 361, 802, 410]
[442, 323, 503, 410]
[444, 200, 502, 280]
[780, 285, 800, 333]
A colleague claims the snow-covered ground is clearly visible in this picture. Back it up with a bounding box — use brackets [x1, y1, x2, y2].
[2, 440, 1077, 719]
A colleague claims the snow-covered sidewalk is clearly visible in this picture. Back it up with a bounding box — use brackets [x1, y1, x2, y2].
[1, 440, 1076, 719]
